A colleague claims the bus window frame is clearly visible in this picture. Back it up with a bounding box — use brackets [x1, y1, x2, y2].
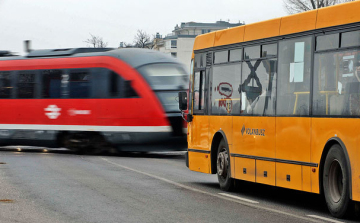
[192, 67, 207, 115]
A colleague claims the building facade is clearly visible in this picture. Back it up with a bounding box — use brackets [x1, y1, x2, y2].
[154, 21, 244, 73]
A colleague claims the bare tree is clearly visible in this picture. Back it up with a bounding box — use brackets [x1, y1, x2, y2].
[133, 30, 154, 49]
[84, 34, 108, 48]
[284, 0, 355, 14]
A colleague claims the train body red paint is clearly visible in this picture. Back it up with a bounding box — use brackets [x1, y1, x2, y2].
[0, 48, 188, 152]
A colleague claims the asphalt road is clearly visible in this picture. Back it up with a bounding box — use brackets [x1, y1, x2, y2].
[0, 147, 358, 223]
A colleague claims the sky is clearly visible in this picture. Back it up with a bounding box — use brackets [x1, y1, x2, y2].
[0, 0, 287, 55]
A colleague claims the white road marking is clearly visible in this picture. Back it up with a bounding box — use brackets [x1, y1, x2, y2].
[219, 193, 259, 204]
[101, 158, 322, 223]
[307, 215, 344, 223]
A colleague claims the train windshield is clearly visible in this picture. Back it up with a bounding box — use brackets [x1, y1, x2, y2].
[138, 63, 188, 90]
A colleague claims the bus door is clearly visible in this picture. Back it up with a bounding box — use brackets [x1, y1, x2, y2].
[188, 66, 210, 173]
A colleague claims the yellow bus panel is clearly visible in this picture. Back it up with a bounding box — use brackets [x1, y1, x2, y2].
[276, 117, 311, 162]
[214, 26, 245, 47]
[279, 10, 317, 36]
[276, 163, 302, 190]
[302, 166, 312, 192]
[188, 151, 211, 174]
[244, 18, 281, 42]
[311, 118, 360, 201]
[209, 116, 233, 146]
[256, 160, 275, 186]
[193, 32, 216, 51]
[234, 157, 255, 182]
[189, 116, 209, 151]
[233, 117, 275, 158]
[316, 1, 360, 29]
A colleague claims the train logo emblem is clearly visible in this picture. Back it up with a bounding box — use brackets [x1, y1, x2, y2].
[44, 105, 61, 119]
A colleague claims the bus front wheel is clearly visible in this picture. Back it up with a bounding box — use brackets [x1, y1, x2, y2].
[217, 139, 234, 191]
[323, 144, 350, 218]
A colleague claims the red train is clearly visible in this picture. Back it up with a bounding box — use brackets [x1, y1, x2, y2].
[0, 48, 188, 152]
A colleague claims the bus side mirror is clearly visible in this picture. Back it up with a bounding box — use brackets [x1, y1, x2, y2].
[178, 91, 187, 111]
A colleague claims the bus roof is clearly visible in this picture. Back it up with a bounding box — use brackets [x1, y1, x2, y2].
[0, 48, 181, 69]
[193, 1, 360, 51]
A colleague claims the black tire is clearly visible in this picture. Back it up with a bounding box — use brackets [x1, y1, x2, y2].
[323, 144, 351, 218]
[217, 139, 234, 191]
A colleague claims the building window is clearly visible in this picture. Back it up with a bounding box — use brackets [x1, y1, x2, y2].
[171, 40, 177, 48]
[171, 52, 177, 58]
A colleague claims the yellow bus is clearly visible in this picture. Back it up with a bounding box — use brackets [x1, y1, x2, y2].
[178, 1, 360, 218]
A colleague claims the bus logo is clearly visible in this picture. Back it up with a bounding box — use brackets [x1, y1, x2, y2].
[44, 105, 61, 119]
[241, 124, 265, 136]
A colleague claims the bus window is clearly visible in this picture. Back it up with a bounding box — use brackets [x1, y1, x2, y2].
[241, 59, 276, 116]
[244, 45, 260, 60]
[42, 70, 62, 98]
[214, 50, 228, 64]
[277, 37, 312, 116]
[229, 49, 242, 62]
[18, 71, 36, 99]
[316, 33, 339, 51]
[341, 30, 360, 48]
[212, 64, 241, 115]
[0, 71, 12, 98]
[313, 49, 360, 116]
[69, 70, 90, 98]
[193, 71, 201, 111]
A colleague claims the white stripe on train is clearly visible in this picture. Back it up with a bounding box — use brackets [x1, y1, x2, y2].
[0, 124, 172, 133]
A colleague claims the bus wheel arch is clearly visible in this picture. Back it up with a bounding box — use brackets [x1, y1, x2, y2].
[210, 131, 229, 174]
[320, 138, 352, 218]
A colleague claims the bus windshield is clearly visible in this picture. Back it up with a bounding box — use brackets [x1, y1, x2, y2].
[138, 63, 188, 90]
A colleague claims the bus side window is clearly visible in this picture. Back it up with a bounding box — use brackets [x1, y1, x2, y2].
[0, 71, 12, 98]
[313, 50, 360, 116]
[277, 37, 312, 116]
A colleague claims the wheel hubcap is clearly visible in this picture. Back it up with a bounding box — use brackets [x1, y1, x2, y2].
[328, 159, 343, 203]
[217, 148, 229, 177]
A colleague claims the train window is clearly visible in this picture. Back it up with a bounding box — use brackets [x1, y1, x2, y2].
[69, 70, 90, 98]
[0, 71, 12, 98]
[109, 71, 121, 97]
[244, 45, 260, 60]
[17, 71, 36, 99]
[124, 80, 138, 98]
[316, 33, 339, 51]
[42, 70, 62, 98]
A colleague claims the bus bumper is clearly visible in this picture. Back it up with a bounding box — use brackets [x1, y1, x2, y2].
[185, 151, 189, 168]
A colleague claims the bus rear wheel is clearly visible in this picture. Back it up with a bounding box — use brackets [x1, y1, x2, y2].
[217, 139, 233, 191]
[323, 144, 350, 218]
